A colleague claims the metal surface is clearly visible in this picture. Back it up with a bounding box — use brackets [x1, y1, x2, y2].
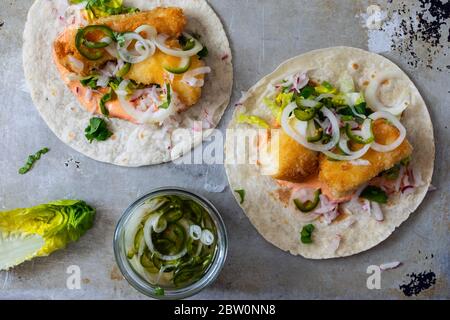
[0, 0, 448, 299]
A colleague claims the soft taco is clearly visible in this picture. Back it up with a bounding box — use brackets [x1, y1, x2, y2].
[23, 0, 232, 166]
[225, 47, 434, 259]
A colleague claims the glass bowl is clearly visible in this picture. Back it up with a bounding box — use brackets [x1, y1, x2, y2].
[113, 187, 228, 299]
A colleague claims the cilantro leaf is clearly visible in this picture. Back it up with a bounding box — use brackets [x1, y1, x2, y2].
[360, 186, 388, 204]
[300, 224, 315, 244]
[84, 117, 113, 143]
[18, 148, 50, 175]
[99, 89, 112, 116]
[234, 189, 245, 204]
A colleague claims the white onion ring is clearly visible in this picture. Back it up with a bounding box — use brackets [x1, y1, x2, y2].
[116, 80, 175, 124]
[298, 99, 320, 108]
[324, 144, 371, 161]
[182, 67, 211, 87]
[154, 33, 203, 58]
[134, 25, 157, 40]
[281, 103, 340, 152]
[143, 215, 187, 261]
[117, 32, 153, 64]
[200, 229, 215, 245]
[315, 93, 335, 101]
[365, 72, 410, 116]
[105, 43, 119, 58]
[369, 111, 406, 152]
[189, 225, 202, 240]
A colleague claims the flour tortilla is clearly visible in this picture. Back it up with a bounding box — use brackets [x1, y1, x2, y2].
[225, 47, 434, 259]
[23, 0, 232, 166]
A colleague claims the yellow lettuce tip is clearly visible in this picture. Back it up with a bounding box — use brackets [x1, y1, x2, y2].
[237, 114, 270, 129]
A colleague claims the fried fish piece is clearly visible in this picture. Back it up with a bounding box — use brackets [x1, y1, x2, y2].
[261, 130, 318, 182]
[318, 119, 413, 198]
[53, 7, 186, 75]
[125, 44, 205, 108]
[53, 7, 206, 115]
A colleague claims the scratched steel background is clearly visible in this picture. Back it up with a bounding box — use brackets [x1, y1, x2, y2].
[0, 0, 448, 299]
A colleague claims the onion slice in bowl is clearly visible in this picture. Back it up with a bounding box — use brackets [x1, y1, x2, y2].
[369, 111, 406, 152]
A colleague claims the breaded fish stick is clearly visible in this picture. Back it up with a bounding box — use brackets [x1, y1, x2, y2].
[318, 119, 413, 198]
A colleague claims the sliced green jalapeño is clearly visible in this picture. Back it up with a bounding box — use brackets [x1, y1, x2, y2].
[345, 123, 374, 144]
[75, 25, 114, 60]
[294, 189, 322, 213]
[294, 107, 316, 121]
[163, 58, 191, 74]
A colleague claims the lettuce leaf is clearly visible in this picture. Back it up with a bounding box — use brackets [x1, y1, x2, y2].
[70, 0, 139, 20]
[236, 114, 270, 129]
[0, 200, 96, 270]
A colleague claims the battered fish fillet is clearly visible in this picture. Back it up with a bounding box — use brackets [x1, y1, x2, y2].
[268, 130, 319, 182]
[53, 7, 205, 109]
[125, 41, 205, 108]
[53, 7, 186, 75]
[318, 119, 413, 198]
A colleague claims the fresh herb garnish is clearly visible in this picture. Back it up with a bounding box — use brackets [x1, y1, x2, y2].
[18, 148, 50, 174]
[80, 75, 99, 89]
[114, 32, 127, 47]
[84, 117, 113, 143]
[383, 164, 401, 180]
[99, 89, 113, 116]
[159, 84, 171, 109]
[154, 286, 165, 296]
[300, 224, 315, 244]
[360, 185, 388, 204]
[354, 102, 368, 115]
[300, 86, 315, 99]
[234, 189, 246, 204]
[400, 156, 411, 166]
[197, 46, 208, 59]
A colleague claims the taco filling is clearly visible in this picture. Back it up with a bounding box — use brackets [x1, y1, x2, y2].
[240, 69, 420, 225]
[53, 5, 210, 125]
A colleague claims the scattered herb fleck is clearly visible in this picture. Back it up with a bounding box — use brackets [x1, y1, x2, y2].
[154, 286, 165, 296]
[300, 224, 315, 244]
[234, 189, 246, 204]
[399, 271, 436, 296]
[18, 148, 50, 174]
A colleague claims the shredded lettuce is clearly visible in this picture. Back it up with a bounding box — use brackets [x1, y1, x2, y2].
[237, 114, 270, 129]
[263, 92, 294, 123]
[315, 81, 337, 94]
[70, 0, 139, 20]
[338, 73, 355, 93]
